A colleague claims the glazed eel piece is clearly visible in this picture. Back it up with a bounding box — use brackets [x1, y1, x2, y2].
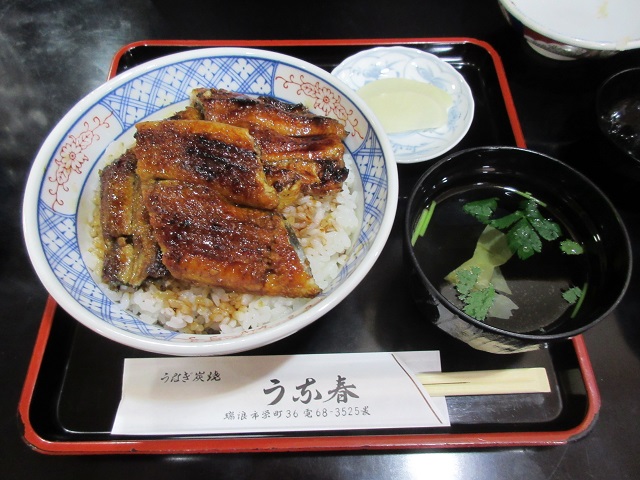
[143, 180, 320, 298]
[191, 87, 348, 138]
[99, 150, 167, 287]
[189, 88, 349, 204]
[134, 119, 280, 210]
[249, 125, 349, 204]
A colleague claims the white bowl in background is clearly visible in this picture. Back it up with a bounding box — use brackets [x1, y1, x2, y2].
[499, 0, 640, 60]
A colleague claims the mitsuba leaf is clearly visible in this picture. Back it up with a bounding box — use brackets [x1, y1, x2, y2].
[462, 285, 496, 321]
[506, 218, 542, 260]
[560, 239, 584, 255]
[455, 267, 481, 299]
[453, 267, 497, 322]
[522, 199, 561, 241]
[462, 198, 498, 224]
[490, 211, 522, 230]
[562, 286, 582, 304]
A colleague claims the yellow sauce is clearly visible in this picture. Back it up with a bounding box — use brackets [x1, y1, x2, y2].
[357, 78, 453, 134]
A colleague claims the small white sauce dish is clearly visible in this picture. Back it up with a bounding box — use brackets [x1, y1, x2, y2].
[332, 46, 475, 164]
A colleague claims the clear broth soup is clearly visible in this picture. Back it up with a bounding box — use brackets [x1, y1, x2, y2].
[412, 186, 590, 334]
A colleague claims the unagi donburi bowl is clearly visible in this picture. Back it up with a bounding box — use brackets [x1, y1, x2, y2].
[404, 146, 631, 354]
[22, 47, 398, 356]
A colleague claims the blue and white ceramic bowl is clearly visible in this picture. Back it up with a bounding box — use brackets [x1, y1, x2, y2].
[23, 48, 398, 356]
[332, 46, 474, 163]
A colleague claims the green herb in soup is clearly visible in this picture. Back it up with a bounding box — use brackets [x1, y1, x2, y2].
[562, 286, 583, 305]
[563, 283, 587, 319]
[445, 225, 518, 321]
[462, 194, 562, 260]
[455, 193, 586, 321]
[560, 239, 584, 255]
[452, 266, 496, 321]
[411, 188, 588, 331]
[411, 201, 436, 246]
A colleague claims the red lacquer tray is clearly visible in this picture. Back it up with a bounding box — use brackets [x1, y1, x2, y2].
[18, 38, 600, 455]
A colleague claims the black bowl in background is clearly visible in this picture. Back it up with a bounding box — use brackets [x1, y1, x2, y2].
[596, 67, 640, 164]
[404, 146, 632, 354]
[595, 68, 640, 210]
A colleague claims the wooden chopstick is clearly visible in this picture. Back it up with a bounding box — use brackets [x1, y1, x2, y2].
[417, 367, 551, 397]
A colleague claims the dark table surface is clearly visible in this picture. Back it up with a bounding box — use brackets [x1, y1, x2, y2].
[2, 0, 640, 478]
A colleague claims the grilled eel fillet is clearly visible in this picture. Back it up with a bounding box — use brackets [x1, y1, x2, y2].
[249, 125, 348, 198]
[143, 180, 321, 298]
[100, 92, 348, 295]
[189, 88, 349, 204]
[134, 119, 279, 210]
[192, 87, 348, 138]
[99, 150, 167, 287]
